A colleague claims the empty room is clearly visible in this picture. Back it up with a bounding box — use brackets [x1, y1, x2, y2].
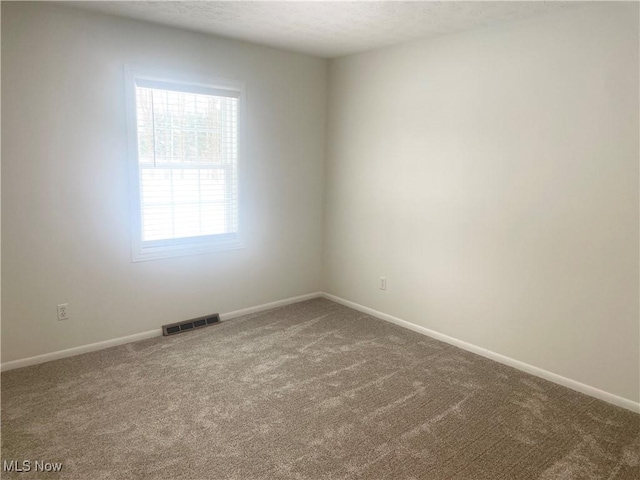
[1, 1, 638, 478]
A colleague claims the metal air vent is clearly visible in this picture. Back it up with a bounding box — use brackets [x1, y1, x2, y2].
[162, 313, 220, 336]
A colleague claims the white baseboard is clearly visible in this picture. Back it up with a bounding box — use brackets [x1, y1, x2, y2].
[220, 292, 322, 321]
[0, 292, 323, 373]
[0, 329, 163, 372]
[321, 293, 640, 414]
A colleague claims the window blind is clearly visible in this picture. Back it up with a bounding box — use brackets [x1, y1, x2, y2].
[135, 83, 239, 244]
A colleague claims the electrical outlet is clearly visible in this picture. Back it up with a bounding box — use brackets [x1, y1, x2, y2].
[379, 276, 387, 291]
[57, 303, 70, 321]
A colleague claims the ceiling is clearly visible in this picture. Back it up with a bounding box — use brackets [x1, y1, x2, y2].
[63, 1, 584, 58]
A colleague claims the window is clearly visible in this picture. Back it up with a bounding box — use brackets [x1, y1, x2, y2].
[126, 67, 245, 261]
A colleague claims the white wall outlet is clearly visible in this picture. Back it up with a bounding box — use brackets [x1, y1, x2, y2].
[57, 303, 70, 321]
[379, 276, 387, 291]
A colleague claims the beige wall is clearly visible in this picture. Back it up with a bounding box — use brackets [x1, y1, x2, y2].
[324, 3, 639, 402]
[1, 3, 327, 362]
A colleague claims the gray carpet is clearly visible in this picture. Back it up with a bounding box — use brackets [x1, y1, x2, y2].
[2, 298, 639, 479]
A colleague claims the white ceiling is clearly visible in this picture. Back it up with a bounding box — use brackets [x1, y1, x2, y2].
[63, 1, 584, 58]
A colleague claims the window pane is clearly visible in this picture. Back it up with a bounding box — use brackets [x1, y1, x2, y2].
[136, 82, 238, 243]
[201, 204, 227, 235]
[140, 167, 234, 241]
[141, 205, 172, 241]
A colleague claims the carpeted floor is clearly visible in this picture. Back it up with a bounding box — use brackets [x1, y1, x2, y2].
[1, 298, 639, 479]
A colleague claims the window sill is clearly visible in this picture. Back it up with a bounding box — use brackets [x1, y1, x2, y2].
[132, 237, 245, 262]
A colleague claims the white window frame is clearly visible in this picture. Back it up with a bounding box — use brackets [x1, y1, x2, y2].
[125, 66, 246, 262]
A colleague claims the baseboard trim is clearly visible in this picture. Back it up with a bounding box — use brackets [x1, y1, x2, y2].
[1, 292, 323, 373]
[321, 293, 640, 414]
[220, 292, 322, 321]
[0, 329, 163, 372]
